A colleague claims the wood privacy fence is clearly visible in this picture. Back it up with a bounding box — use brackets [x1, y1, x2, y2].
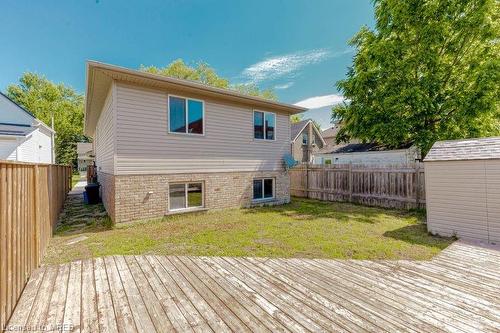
[290, 163, 425, 209]
[0, 161, 71, 330]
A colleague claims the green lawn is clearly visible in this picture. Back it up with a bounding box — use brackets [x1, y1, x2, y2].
[43, 198, 453, 265]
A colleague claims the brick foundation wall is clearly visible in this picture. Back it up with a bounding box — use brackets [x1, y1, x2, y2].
[108, 171, 290, 223]
[97, 171, 115, 221]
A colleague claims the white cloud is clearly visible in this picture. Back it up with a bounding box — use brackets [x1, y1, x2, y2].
[241, 49, 331, 84]
[274, 82, 294, 90]
[294, 94, 345, 109]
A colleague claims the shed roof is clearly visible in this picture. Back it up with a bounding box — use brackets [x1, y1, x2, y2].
[424, 137, 500, 162]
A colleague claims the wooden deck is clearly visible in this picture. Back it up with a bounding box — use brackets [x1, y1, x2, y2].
[6, 241, 500, 332]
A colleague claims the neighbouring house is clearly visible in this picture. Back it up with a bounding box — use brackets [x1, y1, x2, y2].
[314, 143, 420, 166]
[0, 92, 55, 163]
[77, 142, 94, 176]
[290, 119, 325, 163]
[424, 137, 500, 243]
[84, 61, 306, 223]
[321, 123, 343, 146]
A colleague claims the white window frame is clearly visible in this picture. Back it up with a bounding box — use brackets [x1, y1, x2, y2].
[253, 110, 276, 141]
[252, 178, 275, 201]
[168, 94, 205, 136]
[168, 182, 205, 212]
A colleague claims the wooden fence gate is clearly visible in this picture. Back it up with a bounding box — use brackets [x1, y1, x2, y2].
[290, 163, 425, 209]
[0, 161, 71, 330]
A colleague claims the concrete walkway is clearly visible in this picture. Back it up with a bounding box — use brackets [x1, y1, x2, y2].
[6, 241, 500, 332]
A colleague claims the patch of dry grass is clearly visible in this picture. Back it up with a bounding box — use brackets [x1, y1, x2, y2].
[43, 198, 453, 265]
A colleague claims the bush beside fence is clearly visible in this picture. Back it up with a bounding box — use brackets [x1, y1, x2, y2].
[290, 163, 425, 209]
[0, 161, 71, 330]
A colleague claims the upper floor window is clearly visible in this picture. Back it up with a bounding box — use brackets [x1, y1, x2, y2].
[169, 96, 204, 135]
[254, 111, 275, 140]
[302, 133, 308, 145]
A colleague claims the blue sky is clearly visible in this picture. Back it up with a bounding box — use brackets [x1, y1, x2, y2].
[1, 0, 374, 129]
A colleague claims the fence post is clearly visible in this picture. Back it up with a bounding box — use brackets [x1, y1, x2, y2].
[322, 165, 326, 201]
[348, 163, 353, 202]
[415, 162, 421, 208]
[305, 163, 309, 198]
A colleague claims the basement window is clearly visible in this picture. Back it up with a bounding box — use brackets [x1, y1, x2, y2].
[169, 182, 204, 211]
[253, 178, 274, 201]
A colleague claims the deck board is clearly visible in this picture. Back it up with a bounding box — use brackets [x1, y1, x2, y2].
[6, 240, 500, 332]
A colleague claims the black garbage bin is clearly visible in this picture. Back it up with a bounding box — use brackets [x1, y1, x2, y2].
[85, 183, 100, 204]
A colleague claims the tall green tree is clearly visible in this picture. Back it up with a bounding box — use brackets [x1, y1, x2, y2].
[6, 73, 85, 166]
[333, 0, 500, 153]
[141, 59, 276, 100]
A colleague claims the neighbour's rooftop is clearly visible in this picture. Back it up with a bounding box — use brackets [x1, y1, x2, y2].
[0, 124, 36, 137]
[290, 119, 310, 141]
[321, 124, 342, 139]
[424, 137, 500, 162]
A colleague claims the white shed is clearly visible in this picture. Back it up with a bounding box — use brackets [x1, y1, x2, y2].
[424, 137, 500, 244]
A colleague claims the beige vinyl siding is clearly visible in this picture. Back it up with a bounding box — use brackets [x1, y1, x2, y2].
[114, 82, 290, 175]
[425, 160, 500, 242]
[94, 86, 115, 174]
[486, 160, 500, 242]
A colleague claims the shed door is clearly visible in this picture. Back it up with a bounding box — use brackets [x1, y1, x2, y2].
[486, 160, 500, 243]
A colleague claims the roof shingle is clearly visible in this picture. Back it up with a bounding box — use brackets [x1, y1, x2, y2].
[424, 137, 500, 162]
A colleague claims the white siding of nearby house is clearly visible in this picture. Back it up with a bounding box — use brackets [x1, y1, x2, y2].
[94, 86, 115, 174]
[0, 128, 52, 163]
[0, 137, 18, 160]
[314, 149, 417, 166]
[113, 82, 290, 175]
[425, 160, 497, 242]
[37, 126, 53, 163]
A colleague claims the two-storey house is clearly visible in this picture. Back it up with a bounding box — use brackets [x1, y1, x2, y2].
[84, 61, 306, 223]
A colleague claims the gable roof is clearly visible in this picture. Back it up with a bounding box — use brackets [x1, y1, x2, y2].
[0, 91, 36, 119]
[290, 120, 309, 141]
[290, 119, 326, 145]
[424, 137, 500, 162]
[85, 61, 307, 136]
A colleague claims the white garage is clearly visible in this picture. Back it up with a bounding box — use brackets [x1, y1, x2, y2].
[424, 137, 500, 244]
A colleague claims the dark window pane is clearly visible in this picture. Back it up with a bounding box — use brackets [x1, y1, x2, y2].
[253, 179, 263, 199]
[254, 112, 264, 139]
[264, 179, 274, 198]
[169, 184, 186, 210]
[169, 96, 186, 133]
[265, 113, 275, 140]
[188, 100, 203, 134]
[187, 183, 203, 207]
[302, 133, 308, 145]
